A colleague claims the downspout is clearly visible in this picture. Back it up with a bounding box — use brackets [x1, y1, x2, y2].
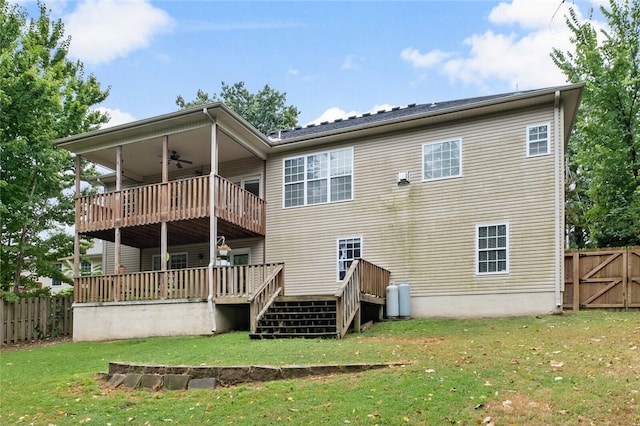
[554, 90, 563, 309]
[204, 108, 217, 332]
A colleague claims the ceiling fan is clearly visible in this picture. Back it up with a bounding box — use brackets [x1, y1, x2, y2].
[160, 150, 194, 169]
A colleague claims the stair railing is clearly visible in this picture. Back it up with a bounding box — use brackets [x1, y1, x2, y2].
[248, 263, 285, 333]
[335, 260, 361, 339]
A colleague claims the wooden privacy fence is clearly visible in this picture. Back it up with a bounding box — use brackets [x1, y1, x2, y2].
[564, 247, 640, 310]
[1, 296, 73, 345]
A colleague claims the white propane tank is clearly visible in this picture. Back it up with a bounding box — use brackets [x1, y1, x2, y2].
[398, 282, 411, 318]
[386, 283, 399, 319]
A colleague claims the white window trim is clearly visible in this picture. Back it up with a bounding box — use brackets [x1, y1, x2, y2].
[336, 236, 362, 282]
[475, 222, 509, 275]
[231, 248, 251, 265]
[282, 147, 354, 209]
[526, 122, 551, 157]
[230, 174, 263, 198]
[422, 138, 463, 182]
[152, 252, 188, 270]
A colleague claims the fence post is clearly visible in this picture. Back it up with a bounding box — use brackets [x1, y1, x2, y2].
[623, 247, 629, 310]
[572, 251, 580, 311]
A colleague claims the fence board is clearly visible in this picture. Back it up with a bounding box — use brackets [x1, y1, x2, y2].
[1, 296, 73, 345]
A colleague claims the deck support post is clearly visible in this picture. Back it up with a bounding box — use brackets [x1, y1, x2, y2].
[73, 154, 81, 281]
[160, 136, 169, 299]
[354, 306, 361, 333]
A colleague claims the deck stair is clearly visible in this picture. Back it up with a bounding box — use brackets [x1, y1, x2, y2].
[249, 296, 339, 339]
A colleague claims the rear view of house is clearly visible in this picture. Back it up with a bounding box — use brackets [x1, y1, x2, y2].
[55, 83, 583, 341]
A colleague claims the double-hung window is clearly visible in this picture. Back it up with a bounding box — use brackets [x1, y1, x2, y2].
[337, 237, 361, 281]
[284, 147, 353, 208]
[423, 138, 461, 181]
[477, 223, 509, 274]
[526, 123, 550, 156]
[152, 252, 188, 270]
[80, 261, 92, 275]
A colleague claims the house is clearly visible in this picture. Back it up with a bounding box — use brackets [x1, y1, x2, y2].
[40, 239, 104, 294]
[55, 83, 584, 341]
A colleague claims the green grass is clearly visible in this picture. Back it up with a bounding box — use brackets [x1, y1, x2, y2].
[1, 311, 639, 425]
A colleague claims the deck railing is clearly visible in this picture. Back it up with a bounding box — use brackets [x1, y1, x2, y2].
[248, 264, 285, 333]
[76, 175, 265, 235]
[74, 264, 282, 303]
[335, 259, 390, 338]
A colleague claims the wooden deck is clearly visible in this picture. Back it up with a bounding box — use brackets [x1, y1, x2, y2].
[73, 259, 390, 339]
[76, 175, 265, 247]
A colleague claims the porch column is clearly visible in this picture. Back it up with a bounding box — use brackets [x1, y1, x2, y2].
[210, 121, 218, 266]
[114, 145, 122, 274]
[73, 155, 81, 279]
[160, 135, 169, 298]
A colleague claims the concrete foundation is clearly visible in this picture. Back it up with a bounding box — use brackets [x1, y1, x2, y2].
[409, 291, 560, 318]
[72, 299, 247, 341]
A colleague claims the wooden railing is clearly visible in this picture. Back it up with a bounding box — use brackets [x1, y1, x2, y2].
[74, 268, 209, 303]
[248, 264, 285, 333]
[76, 175, 265, 235]
[216, 264, 282, 298]
[335, 259, 390, 338]
[74, 264, 284, 304]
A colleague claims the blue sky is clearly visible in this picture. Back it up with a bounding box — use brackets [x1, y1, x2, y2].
[18, 0, 606, 128]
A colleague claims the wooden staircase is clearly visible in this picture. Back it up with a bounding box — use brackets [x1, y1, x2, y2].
[249, 296, 340, 339]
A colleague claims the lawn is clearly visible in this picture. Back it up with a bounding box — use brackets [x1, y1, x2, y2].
[1, 311, 639, 425]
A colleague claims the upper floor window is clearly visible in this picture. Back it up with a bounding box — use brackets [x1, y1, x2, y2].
[283, 148, 353, 208]
[423, 139, 461, 181]
[527, 123, 550, 157]
[477, 223, 509, 274]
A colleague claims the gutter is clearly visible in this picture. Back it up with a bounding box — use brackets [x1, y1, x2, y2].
[204, 107, 217, 333]
[554, 90, 563, 309]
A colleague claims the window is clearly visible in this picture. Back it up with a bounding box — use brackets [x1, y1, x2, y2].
[337, 237, 361, 281]
[80, 261, 92, 275]
[232, 175, 261, 197]
[52, 263, 62, 286]
[423, 139, 461, 181]
[527, 123, 550, 156]
[284, 148, 353, 208]
[152, 252, 188, 270]
[477, 223, 509, 274]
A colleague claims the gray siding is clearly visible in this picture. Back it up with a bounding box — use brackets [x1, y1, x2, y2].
[265, 106, 559, 296]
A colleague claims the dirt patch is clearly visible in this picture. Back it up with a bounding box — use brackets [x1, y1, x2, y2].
[363, 336, 444, 345]
[0, 337, 71, 352]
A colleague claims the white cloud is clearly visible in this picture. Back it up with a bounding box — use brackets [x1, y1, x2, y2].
[287, 68, 299, 76]
[488, 0, 576, 31]
[342, 54, 365, 70]
[400, 48, 451, 68]
[65, 0, 174, 65]
[401, 0, 596, 91]
[97, 107, 136, 127]
[308, 104, 396, 126]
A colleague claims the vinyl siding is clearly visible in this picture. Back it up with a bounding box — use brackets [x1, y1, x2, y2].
[140, 238, 265, 270]
[265, 106, 559, 296]
[104, 242, 140, 274]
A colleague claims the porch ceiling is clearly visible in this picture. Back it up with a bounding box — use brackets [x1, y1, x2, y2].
[82, 218, 260, 249]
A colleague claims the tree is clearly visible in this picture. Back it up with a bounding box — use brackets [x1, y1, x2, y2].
[552, 0, 640, 247]
[0, 1, 110, 292]
[176, 81, 300, 135]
